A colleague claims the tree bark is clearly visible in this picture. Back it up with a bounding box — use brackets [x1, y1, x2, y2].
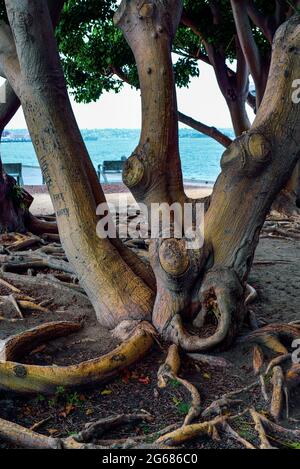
[1, 0, 299, 358]
[117, 1, 300, 351]
[0, 0, 67, 234]
[114, 0, 185, 209]
[2, 0, 154, 329]
[178, 112, 232, 148]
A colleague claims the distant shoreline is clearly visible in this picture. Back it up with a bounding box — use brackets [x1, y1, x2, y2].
[25, 181, 215, 196]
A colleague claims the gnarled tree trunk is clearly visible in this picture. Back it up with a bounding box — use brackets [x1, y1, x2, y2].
[1, 0, 299, 356]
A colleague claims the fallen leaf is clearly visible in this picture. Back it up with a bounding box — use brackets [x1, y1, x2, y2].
[101, 389, 112, 396]
[138, 376, 150, 385]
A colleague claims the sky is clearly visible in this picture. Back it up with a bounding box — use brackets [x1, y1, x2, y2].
[5, 61, 255, 131]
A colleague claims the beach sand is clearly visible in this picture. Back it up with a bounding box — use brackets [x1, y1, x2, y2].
[27, 184, 213, 215]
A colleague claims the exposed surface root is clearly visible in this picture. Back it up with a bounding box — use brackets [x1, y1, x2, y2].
[201, 381, 259, 418]
[0, 321, 83, 362]
[0, 322, 154, 394]
[250, 411, 300, 448]
[0, 252, 74, 275]
[0, 414, 170, 449]
[238, 323, 300, 354]
[74, 413, 153, 443]
[245, 284, 258, 306]
[270, 366, 285, 422]
[249, 409, 275, 449]
[157, 345, 201, 425]
[252, 345, 264, 375]
[221, 421, 256, 449]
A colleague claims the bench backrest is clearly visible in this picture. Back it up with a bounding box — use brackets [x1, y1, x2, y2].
[3, 163, 22, 175]
[102, 160, 126, 172]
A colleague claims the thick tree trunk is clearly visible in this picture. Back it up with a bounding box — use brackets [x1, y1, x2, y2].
[178, 112, 232, 148]
[1, 0, 299, 358]
[117, 2, 300, 351]
[2, 0, 154, 329]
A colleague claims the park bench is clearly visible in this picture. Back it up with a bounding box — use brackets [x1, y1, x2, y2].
[97, 157, 127, 183]
[3, 163, 24, 186]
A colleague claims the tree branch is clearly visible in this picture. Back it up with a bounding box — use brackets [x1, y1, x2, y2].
[178, 112, 232, 148]
[230, 0, 266, 107]
[115, 0, 185, 207]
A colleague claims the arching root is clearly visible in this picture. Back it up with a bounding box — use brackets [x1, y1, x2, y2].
[157, 344, 201, 425]
[245, 284, 258, 306]
[0, 321, 83, 362]
[0, 321, 155, 394]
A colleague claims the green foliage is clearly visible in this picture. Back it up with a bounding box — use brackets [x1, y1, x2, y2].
[1, 1, 300, 103]
[172, 396, 191, 415]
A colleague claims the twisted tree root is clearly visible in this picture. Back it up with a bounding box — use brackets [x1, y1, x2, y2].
[0, 321, 83, 362]
[74, 413, 153, 443]
[0, 252, 74, 275]
[0, 415, 171, 449]
[187, 353, 233, 369]
[249, 409, 275, 449]
[250, 412, 300, 448]
[157, 345, 201, 425]
[155, 415, 228, 446]
[0, 322, 155, 394]
[221, 421, 256, 449]
[238, 323, 300, 354]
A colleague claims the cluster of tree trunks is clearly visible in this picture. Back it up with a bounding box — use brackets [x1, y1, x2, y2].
[0, 0, 298, 354]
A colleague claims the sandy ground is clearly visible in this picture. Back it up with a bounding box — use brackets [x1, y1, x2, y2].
[26, 185, 213, 216]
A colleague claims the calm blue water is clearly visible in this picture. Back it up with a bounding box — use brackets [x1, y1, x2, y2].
[0, 129, 233, 185]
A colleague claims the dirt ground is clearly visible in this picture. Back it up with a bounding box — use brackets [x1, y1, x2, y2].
[0, 233, 300, 449]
